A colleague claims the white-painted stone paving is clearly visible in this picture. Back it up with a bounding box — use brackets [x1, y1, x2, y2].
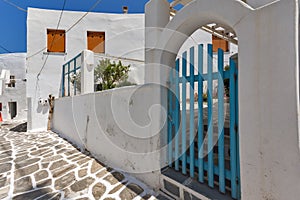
[0, 122, 157, 200]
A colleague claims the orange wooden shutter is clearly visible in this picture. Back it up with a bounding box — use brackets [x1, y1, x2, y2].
[47, 29, 65, 53]
[87, 31, 105, 53]
[212, 35, 229, 52]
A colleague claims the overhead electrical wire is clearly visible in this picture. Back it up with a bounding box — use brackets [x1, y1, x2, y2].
[2, 0, 27, 12]
[34, 0, 67, 100]
[36, 0, 67, 79]
[27, 0, 104, 60]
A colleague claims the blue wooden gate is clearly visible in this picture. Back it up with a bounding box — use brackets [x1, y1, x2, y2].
[167, 44, 240, 199]
[61, 53, 82, 97]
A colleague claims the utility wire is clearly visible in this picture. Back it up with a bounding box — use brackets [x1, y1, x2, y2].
[2, 0, 27, 12]
[36, 0, 67, 79]
[33, 0, 67, 102]
[27, 0, 104, 60]
[66, 0, 103, 32]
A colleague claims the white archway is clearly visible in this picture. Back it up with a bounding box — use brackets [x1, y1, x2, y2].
[145, 0, 300, 199]
[145, 0, 251, 85]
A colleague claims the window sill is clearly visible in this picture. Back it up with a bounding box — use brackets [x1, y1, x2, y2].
[43, 52, 67, 56]
[92, 52, 106, 55]
[213, 51, 231, 55]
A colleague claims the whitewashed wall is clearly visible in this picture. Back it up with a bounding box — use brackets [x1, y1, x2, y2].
[94, 54, 145, 85]
[0, 53, 27, 121]
[145, 0, 300, 199]
[177, 29, 238, 100]
[26, 8, 145, 131]
[27, 7, 239, 132]
[178, 29, 238, 67]
[52, 85, 164, 190]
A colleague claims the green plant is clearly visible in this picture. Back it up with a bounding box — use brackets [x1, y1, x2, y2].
[96, 59, 131, 90]
[71, 59, 134, 92]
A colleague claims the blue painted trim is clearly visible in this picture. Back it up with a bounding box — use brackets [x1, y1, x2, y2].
[189, 47, 195, 178]
[207, 44, 214, 188]
[235, 63, 241, 200]
[62, 65, 65, 97]
[68, 63, 70, 97]
[74, 59, 77, 95]
[178, 71, 230, 83]
[230, 58, 237, 199]
[63, 52, 81, 67]
[61, 52, 82, 98]
[217, 48, 225, 193]
[168, 69, 173, 167]
[65, 66, 81, 75]
[179, 155, 232, 180]
[168, 45, 240, 199]
[174, 59, 180, 170]
[198, 44, 204, 183]
[181, 51, 187, 175]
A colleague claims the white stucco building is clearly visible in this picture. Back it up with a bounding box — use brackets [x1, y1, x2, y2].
[26, 8, 145, 131]
[0, 53, 27, 121]
[26, 7, 237, 132]
[143, 0, 300, 199]
[29, 0, 300, 199]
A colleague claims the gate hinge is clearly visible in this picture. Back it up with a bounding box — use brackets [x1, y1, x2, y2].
[236, 177, 239, 185]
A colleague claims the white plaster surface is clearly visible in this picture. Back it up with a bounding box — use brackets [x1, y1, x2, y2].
[145, 0, 300, 199]
[0, 53, 27, 121]
[26, 8, 145, 131]
[94, 54, 145, 85]
[81, 50, 95, 94]
[245, 0, 278, 9]
[52, 85, 165, 190]
[31, 0, 300, 198]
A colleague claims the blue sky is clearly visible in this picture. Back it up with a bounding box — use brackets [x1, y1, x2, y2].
[0, 0, 152, 54]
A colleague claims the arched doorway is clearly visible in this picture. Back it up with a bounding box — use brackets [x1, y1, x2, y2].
[146, 0, 300, 199]
[144, 0, 251, 199]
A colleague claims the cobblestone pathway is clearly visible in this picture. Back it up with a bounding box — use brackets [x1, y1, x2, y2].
[0, 122, 157, 200]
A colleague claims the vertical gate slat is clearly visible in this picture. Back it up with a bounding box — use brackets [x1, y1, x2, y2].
[189, 47, 195, 177]
[230, 58, 237, 199]
[62, 65, 65, 97]
[198, 44, 204, 183]
[175, 59, 180, 170]
[182, 51, 187, 175]
[217, 48, 225, 193]
[235, 64, 241, 199]
[168, 43, 240, 198]
[74, 59, 77, 95]
[68, 63, 70, 97]
[207, 44, 214, 188]
[168, 68, 174, 167]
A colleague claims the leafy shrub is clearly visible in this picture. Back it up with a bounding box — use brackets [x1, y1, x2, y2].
[71, 59, 135, 92]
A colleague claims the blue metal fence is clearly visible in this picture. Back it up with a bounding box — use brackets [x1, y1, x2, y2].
[61, 53, 82, 97]
[168, 44, 240, 199]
